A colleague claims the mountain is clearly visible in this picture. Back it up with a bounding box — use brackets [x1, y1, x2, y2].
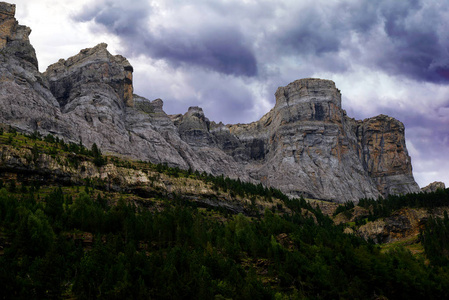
[1, 129, 448, 299]
[0, 2, 419, 202]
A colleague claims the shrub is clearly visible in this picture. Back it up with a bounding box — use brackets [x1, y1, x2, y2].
[91, 143, 106, 167]
[7, 180, 16, 193]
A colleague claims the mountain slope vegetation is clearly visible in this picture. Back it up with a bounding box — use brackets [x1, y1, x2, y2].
[1, 128, 449, 299]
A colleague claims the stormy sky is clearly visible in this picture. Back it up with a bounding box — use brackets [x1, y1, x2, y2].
[13, 0, 449, 188]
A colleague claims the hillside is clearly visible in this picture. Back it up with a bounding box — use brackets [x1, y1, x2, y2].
[0, 128, 449, 299]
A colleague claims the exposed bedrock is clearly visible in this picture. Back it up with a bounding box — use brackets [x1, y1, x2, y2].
[0, 2, 420, 202]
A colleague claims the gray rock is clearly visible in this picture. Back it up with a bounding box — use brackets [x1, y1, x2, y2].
[224, 79, 383, 201]
[421, 181, 446, 193]
[0, 3, 421, 202]
[354, 114, 420, 197]
[0, 2, 68, 136]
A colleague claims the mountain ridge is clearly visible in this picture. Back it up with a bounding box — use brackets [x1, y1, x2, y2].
[0, 2, 420, 202]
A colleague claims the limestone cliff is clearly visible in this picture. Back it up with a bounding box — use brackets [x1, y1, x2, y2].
[45, 43, 134, 108]
[0, 2, 65, 135]
[0, 2, 420, 202]
[42, 42, 216, 172]
[224, 79, 391, 201]
[0, 2, 36, 67]
[169, 79, 419, 201]
[354, 115, 419, 197]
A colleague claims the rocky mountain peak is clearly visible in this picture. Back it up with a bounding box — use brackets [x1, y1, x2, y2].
[151, 98, 163, 110]
[0, 2, 14, 20]
[186, 106, 206, 119]
[0, 1, 37, 69]
[355, 114, 418, 196]
[273, 78, 342, 123]
[275, 78, 341, 108]
[44, 43, 134, 109]
[173, 106, 214, 147]
[0, 2, 16, 49]
[422, 181, 446, 193]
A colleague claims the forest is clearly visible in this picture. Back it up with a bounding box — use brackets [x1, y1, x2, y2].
[0, 128, 449, 299]
[0, 184, 449, 299]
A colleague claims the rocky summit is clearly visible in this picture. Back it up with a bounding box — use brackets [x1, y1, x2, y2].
[0, 2, 420, 202]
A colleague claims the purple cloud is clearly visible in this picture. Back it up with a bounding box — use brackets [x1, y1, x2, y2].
[75, 0, 257, 77]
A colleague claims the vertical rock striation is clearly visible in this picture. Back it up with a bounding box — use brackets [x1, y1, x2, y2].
[225, 79, 383, 201]
[0, 1, 64, 134]
[354, 115, 419, 197]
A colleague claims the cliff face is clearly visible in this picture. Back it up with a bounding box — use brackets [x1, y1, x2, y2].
[0, 2, 420, 202]
[223, 79, 385, 201]
[45, 43, 134, 109]
[0, 2, 36, 67]
[42, 43, 218, 172]
[354, 115, 419, 197]
[0, 2, 64, 135]
[169, 79, 419, 201]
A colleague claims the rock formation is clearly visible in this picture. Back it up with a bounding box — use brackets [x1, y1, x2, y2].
[354, 115, 419, 197]
[197, 79, 419, 201]
[223, 79, 381, 201]
[0, 2, 421, 202]
[422, 181, 446, 193]
[0, 2, 69, 139]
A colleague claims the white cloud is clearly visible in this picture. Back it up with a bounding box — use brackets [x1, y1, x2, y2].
[14, 0, 123, 71]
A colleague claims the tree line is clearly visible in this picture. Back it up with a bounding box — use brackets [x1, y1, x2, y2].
[333, 188, 449, 221]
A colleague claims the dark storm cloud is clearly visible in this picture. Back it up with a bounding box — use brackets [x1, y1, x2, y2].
[376, 0, 449, 83]
[144, 27, 258, 77]
[274, 5, 344, 56]
[369, 0, 449, 83]
[75, 0, 257, 77]
[74, 0, 449, 83]
[200, 81, 256, 124]
[74, 0, 150, 36]
[265, 0, 449, 83]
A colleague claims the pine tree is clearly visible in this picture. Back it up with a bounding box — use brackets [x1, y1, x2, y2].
[91, 143, 105, 167]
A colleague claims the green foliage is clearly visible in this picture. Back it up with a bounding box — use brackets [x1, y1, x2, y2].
[92, 143, 106, 167]
[1, 186, 448, 299]
[68, 192, 105, 232]
[29, 130, 42, 140]
[91, 142, 101, 158]
[32, 143, 39, 163]
[334, 201, 355, 216]
[7, 180, 16, 193]
[359, 188, 449, 221]
[420, 213, 449, 265]
[8, 125, 17, 135]
[44, 133, 55, 143]
[1, 130, 449, 298]
[44, 187, 64, 222]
